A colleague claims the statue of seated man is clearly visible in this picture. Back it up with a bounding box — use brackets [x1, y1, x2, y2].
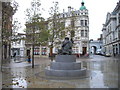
[58, 37, 73, 55]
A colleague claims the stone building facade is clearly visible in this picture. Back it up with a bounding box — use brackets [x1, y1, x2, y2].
[0, 1, 2, 70]
[2, 2, 14, 60]
[102, 1, 120, 57]
[89, 40, 103, 54]
[11, 33, 26, 57]
[25, 20, 49, 56]
[25, 1, 89, 57]
[48, 1, 89, 56]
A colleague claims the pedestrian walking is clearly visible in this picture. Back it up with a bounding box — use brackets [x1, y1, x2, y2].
[28, 54, 31, 63]
[13, 52, 16, 61]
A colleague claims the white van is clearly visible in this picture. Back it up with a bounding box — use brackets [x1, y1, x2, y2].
[96, 49, 102, 55]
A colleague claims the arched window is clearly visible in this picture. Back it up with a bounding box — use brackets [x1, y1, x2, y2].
[85, 20, 87, 26]
[81, 30, 84, 37]
[85, 30, 87, 37]
[80, 20, 84, 26]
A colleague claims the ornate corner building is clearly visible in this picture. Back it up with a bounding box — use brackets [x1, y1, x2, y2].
[102, 0, 120, 57]
[48, 1, 89, 56]
[25, 1, 89, 56]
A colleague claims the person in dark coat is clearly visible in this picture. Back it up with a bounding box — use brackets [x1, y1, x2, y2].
[13, 52, 16, 61]
[28, 54, 31, 63]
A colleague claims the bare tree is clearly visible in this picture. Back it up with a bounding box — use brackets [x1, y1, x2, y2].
[2, 1, 18, 60]
[11, 18, 21, 43]
[25, 0, 49, 68]
[48, 1, 66, 60]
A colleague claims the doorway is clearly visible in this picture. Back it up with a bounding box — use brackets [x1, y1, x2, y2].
[91, 46, 97, 54]
[82, 47, 87, 55]
[27, 49, 30, 56]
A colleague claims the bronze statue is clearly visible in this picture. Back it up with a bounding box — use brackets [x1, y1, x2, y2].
[58, 37, 73, 55]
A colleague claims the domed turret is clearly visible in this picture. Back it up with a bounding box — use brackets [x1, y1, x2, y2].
[80, 0, 86, 10]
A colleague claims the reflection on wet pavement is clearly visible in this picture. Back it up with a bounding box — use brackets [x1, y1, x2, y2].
[11, 77, 27, 88]
[2, 55, 119, 88]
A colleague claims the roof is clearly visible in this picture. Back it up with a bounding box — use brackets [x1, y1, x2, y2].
[80, 1, 86, 10]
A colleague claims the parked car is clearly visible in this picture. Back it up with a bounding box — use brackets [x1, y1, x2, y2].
[105, 53, 111, 57]
[96, 49, 102, 55]
[101, 52, 106, 56]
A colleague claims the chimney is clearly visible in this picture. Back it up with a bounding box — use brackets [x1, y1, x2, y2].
[68, 6, 71, 13]
[63, 9, 65, 13]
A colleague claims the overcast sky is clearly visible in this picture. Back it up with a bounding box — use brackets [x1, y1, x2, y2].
[13, 0, 119, 40]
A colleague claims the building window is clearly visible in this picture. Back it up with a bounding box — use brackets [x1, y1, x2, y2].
[116, 44, 118, 54]
[34, 48, 40, 55]
[71, 20, 75, 27]
[119, 28, 120, 39]
[108, 26, 110, 33]
[85, 30, 87, 37]
[80, 20, 84, 26]
[61, 31, 65, 37]
[71, 30, 75, 37]
[113, 32, 115, 40]
[81, 30, 84, 37]
[109, 24, 111, 32]
[85, 20, 87, 26]
[119, 43, 120, 54]
[110, 35, 111, 41]
[119, 13, 120, 24]
[63, 14, 65, 18]
[61, 22, 65, 28]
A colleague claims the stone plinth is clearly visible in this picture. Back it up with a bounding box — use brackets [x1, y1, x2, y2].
[55, 55, 76, 62]
[50, 61, 81, 70]
[45, 55, 87, 77]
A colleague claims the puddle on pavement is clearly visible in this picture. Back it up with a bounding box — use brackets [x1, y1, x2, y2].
[2, 57, 119, 88]
[82, 60, 118, 88]
[12, 78, 27, 88]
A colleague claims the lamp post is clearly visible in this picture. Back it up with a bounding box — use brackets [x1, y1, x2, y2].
[32, 26, 35, 68]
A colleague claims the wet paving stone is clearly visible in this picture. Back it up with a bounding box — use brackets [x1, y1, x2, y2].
[2, 55, 119, 88]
